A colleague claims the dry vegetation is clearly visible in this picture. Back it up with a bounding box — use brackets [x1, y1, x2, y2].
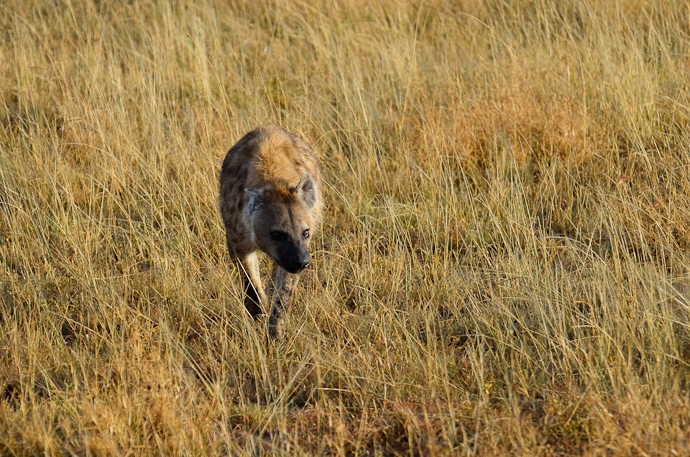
[1, 0, 690, 455]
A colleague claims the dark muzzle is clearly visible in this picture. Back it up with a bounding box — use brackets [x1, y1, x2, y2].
[285, 258, 309, 273]
[278, 243, 311, 274]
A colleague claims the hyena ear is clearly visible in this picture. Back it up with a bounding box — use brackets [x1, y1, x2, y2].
[296, 172, 318, 209]
[245, 188, 265, 215]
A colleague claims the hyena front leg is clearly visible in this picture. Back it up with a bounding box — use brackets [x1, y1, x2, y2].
[268, 266, 300, 339]
[237, 252, 267, 317]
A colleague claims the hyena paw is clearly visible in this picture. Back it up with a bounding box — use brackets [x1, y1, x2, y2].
[267, 317, 283, 340]
[244, 297, 264, 318]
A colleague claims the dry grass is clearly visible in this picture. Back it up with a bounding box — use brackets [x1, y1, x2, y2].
[1, 0, 690, 455]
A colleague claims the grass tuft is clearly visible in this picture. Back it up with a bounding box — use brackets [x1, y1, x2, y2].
[1, 0, 690, 454]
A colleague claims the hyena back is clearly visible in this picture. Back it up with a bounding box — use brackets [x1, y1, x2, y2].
[219, 126, 322, 339]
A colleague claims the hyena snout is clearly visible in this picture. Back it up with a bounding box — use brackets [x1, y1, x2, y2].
[286, 257, 309, 274]
[276, 242, 311, 274]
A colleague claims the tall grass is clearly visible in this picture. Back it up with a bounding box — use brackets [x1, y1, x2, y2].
[1, 0, 689, 454]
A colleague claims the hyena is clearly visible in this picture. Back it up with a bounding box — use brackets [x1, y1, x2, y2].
[219, 126, 322, 339]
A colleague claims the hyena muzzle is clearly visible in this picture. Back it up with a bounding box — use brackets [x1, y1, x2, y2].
[219, 126, 322, 339]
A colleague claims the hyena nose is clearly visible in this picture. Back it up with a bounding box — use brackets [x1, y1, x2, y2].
[286, 257, 309, 274]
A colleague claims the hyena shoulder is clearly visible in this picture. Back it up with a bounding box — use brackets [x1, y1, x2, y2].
[250, 126, 321, 191]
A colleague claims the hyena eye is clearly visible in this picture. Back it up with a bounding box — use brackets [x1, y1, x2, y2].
[270, 231, 288, 241]
[302, 229, 310, 239]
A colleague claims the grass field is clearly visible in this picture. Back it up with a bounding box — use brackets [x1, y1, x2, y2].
[1, 0, 690, 454]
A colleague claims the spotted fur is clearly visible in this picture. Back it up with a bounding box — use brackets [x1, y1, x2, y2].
[219, 126, 322, 339]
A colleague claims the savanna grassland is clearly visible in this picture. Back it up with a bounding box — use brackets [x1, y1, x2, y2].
[1, 0, 690, 455]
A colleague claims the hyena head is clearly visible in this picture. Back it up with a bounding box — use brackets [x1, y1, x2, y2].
[246, 173, 318, 274]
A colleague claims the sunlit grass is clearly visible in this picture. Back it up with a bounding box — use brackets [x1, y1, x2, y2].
[1, 0, 689, 454]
